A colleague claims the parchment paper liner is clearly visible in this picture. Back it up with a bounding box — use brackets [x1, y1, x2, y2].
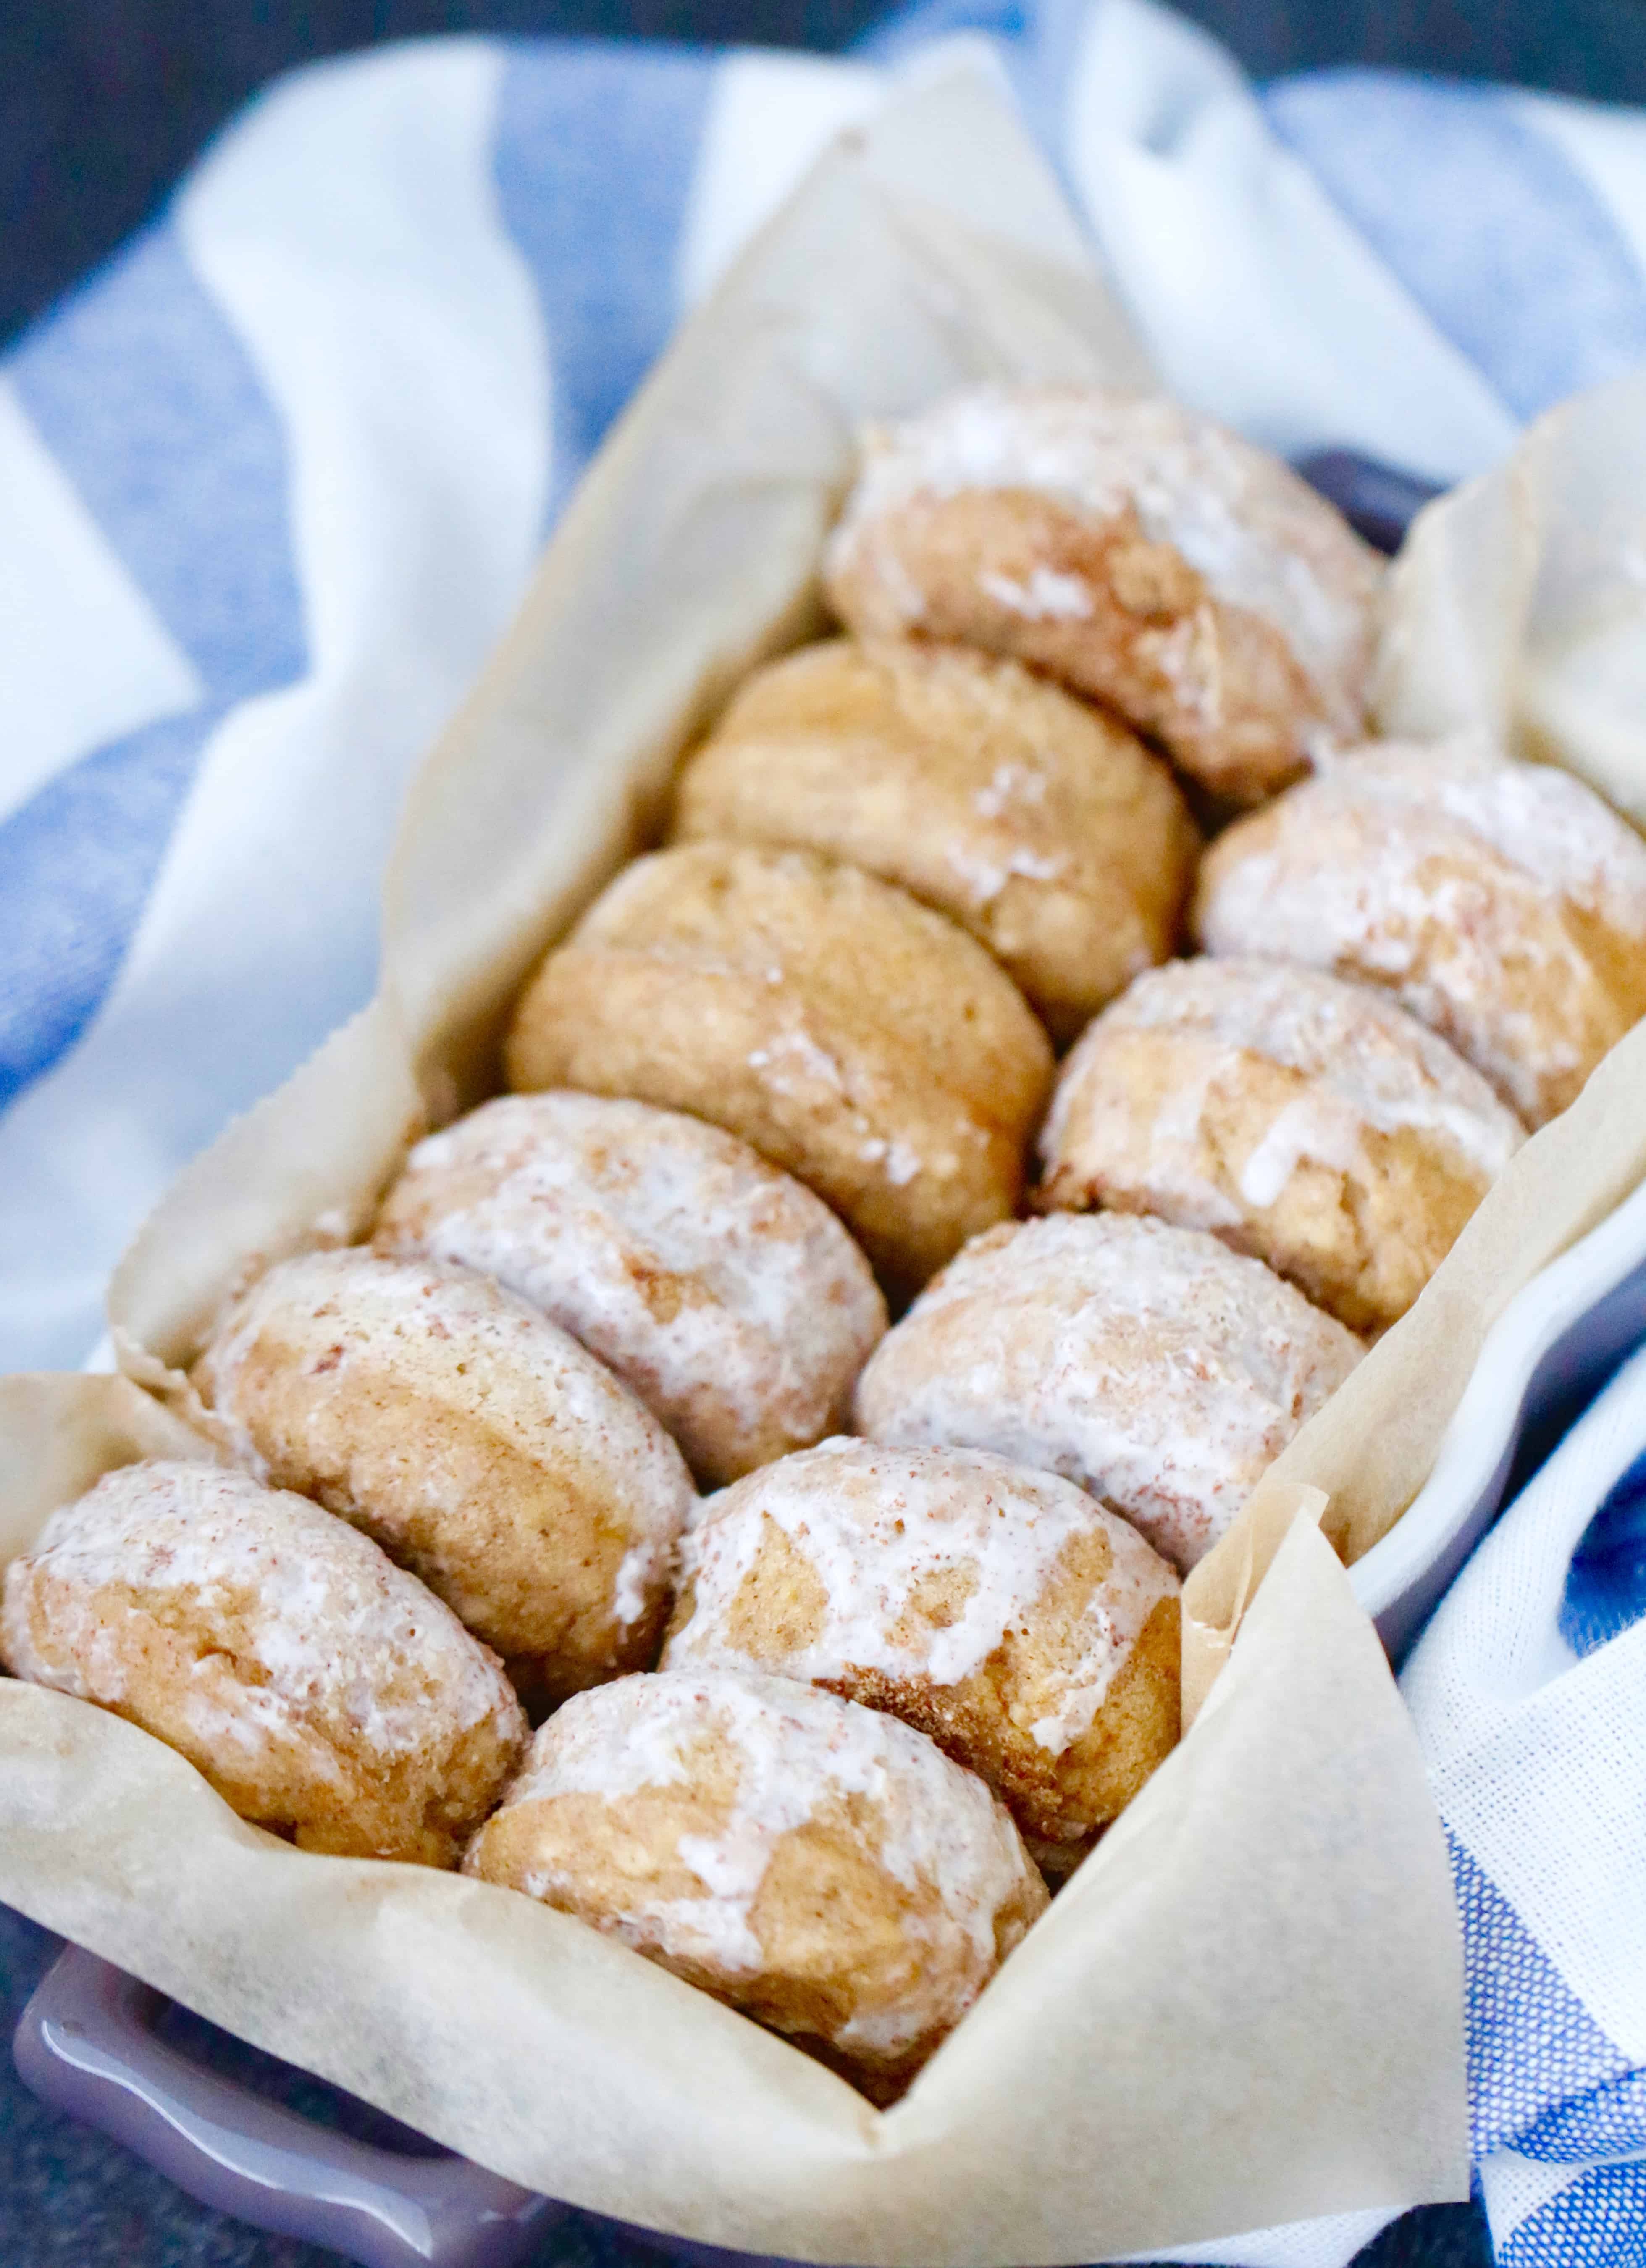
[24, 63, 1631, 2257]
[0, 1383, 1461, 2262]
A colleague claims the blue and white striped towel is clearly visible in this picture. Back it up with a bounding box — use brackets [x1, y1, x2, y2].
[1403, 1347, 1646, 2268]
[5, 1, 1646, 2260]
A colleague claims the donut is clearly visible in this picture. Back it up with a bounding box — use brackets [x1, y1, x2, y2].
[373, 1093, 886, 1488]
[1038, 958, 1525, 1333]
[192, 1251, 696, 1702]
[672, 638, 1197, 1043]
[663, 1439, 1179, 1870]
[852, 1213, 1362, 1572]
[1193, 737, 1646, 1126]
[0, 1460, 527, 1866]
[463, 1667, 1047, 2100]
[823, 384, 1382, 804]
[502, 843, 1054, 1292]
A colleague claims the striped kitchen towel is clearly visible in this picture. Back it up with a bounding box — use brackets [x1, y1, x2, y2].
[1401, 1342, 1646, 2268]
[6, 4, 1646, 2260]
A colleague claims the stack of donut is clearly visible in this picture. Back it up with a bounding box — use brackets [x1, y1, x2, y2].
[11, 383, 1646, 2103]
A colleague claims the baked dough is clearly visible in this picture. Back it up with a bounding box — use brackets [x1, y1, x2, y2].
[503, 842, 1054, 1291]
[672, 638, 1197, 1042]
[664, 1438, 1179, 1870]
[853, 1212, 1362, 1572]
[0, 1459, 526, 1865]
[192, 1251, 695, 1703]
[1194, 737, 1646, 1126]
[463, 1666, 1047, 2100]
[824, 384, 1383, 804]
[374, 1093, 886, 1488]
[1038, 957, 1525, 1332]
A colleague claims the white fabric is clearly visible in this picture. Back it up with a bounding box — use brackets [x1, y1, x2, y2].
[1403, 1346, 1646, 2263]
[1060, 0, 1518, 476]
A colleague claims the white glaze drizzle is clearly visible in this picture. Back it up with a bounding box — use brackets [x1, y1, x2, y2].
[197, 1251, 694, 1632]
[828, 384, 1382, 715]
[1043, 956, 1525, 1216]
[854, 1214, 1361, 1572]
[0, 1459, 521, 1758]
[668, 1440, 1175, 1750]
[1197, 738, 1646, 1117]
[491, 1668, 1034, 2053]
[377, 1093, 885, 1474]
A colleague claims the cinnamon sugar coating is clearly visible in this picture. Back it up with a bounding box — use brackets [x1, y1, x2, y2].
[664, 1439, 1179, 1868]
[853, 1212, 1362, 1573]
[0, 1459, 527, 1865]
[1194, 737, 1646, 1127]
[464, 1667, 1047, 2100]
[375, 1093, 886, 1488]
[502, 843, 1054, 1293]
[1039, 958, 1525, 1332]
[824, 385, 1382, 804]
[192, 1251, 696, 1703]
[673, 638, 1197, 1043]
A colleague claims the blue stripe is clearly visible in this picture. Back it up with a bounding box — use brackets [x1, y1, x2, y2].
[1517, 2067, 1646, 2164]
[8, 226, 305, 695]
[1562, 1445, 1646, 1657]
[1448, 1832, 1629, 2160]
[493, 39, 713, 523]
[0, 707, 227, 1109]
[1263, 70, 1646, 422]
[0, 219, 305, 1112]
[1500, 2161, 1646, 2268]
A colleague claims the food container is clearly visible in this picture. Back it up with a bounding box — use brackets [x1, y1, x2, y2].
[13, 1162, 1646, 2268]
[10, 61, 1646, 2268]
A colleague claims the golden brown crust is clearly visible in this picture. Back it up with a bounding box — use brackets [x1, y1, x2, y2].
[463, 1669, 1047, 2100]
[1037, 959, 1525, 1332]
[824, 388, 1383, 805]
[853, 1212, 1363, 1573]
[673, 638, 1198, 1042]
[0, 1460, 527, 1866]
[502, 843, 1054, 1292]
[829, 489, 1323, 803]
[373, 1093, 886, 1487]
[1192, 739, 1646, 1127]
[663, 1440, 1179, 1855]
[192, 1252, 696, 1703]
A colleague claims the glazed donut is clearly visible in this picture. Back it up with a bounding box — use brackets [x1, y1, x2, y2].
[672, 638, 1197, 1043]
[0, 1459, 527, 1866]
[373, 1093, 886, 1488]
[853, 1212, 1362, 1572]
[824, 384, 1383, 804]
[663, 1439, 1179, 1869]
[192, 1251, 695, 1702]
[502, 842, 1054, 1291]
[463, 1667, 1047, 2100]
[1193, 737, 1646, 1126]
[1038, 957, 1525, 1333]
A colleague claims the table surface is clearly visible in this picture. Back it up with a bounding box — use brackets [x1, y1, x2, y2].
[8, 0, 1635, 2256]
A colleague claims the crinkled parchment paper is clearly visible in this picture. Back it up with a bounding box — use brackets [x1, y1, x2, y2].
[0, 69, 1473, 2261]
